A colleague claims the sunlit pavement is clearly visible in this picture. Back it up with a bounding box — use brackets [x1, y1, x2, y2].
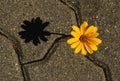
[0, 0, 120, 81]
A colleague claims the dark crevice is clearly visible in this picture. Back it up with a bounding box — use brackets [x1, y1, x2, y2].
[20, 65, 27, 81]
[0, 0, 112, 81]
[60, 0, 112, 81]
[22, 35, 70, 65]
[22, 66, 31, 81]
[85, 55, 112, 81]
[0, 28, 26, 81]
[60, 0, 82, 26]
[21, 33, 70, 81]
[22, 35, 70, 81]
[0, 27, 71, 81]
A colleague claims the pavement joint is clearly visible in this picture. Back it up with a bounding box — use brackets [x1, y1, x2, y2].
[85, 55, 112, 81]
[0, 27, 71, 81]
[60, 0, 82, 26]
[0, 28, 26, 81]
[22, 35, 70, 65]
[60, 0, 112, 81]
[0, 0, 116, 80]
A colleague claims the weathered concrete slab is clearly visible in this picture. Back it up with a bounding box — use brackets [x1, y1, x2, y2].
[24, 39, 106, 81]
[0, 0, 77, 63]
[0, 0, 119, 81]
[112, 75, 120, 81]
[0, 35, 24, 81]
[63, 0, 120, 80]
[61, 0, 120, 80]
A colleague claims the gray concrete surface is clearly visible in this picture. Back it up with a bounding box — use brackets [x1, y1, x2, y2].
[0, 0, 120, 81]
[24, 39, 105, 81]
[0, 0, 76, 63]
[78, 0, 120, 80]
[0, 35, 23, 81]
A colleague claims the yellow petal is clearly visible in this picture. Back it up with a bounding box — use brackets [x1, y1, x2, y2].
[87, 32, 99, 38]
[71, 31, 80, 38]
[80, 21, 88, 34]
[81, 21, 88, 28]
[85, 26, 98, 35]
[89, 44, 98, 51]
[71, 41, 80, 48]
[74, 42, 82, 54]
[81, 44, 87, 55]
[72, 25, 80, 35]
[88, 38, 102, 45]
[67, 38, 79, 44]
[85, 43, 93, 54]
[92, 38, 102, 45]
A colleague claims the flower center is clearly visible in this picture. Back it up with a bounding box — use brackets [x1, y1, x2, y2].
[79, 35, 87, 42]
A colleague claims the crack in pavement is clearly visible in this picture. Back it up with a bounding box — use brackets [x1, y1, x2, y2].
[60, 0, 82, 26]
[85, 55, 112, 81]
[0, 27, 27, 81]
[22, 35, 70, 65]
[60, 0, 112, 81]
[23, 35, 70, 81]
[0, 0, 113, 81]
[0, 27, 71, 81]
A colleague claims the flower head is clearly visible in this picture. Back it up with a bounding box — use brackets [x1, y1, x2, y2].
[67, 21, 102, 55]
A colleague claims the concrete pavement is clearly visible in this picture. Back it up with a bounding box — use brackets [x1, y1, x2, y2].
[0, 0, 120, 81]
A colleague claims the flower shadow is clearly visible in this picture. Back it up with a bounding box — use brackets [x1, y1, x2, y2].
[19, 17, 51, 46]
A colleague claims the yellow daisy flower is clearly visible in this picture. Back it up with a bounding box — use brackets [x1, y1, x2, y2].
[67, 21, 102, 55]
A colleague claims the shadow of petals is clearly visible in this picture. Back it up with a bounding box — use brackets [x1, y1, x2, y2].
[19, 17, 51, 46]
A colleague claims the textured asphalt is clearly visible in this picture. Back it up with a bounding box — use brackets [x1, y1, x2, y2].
[0, 0, 120, 81]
